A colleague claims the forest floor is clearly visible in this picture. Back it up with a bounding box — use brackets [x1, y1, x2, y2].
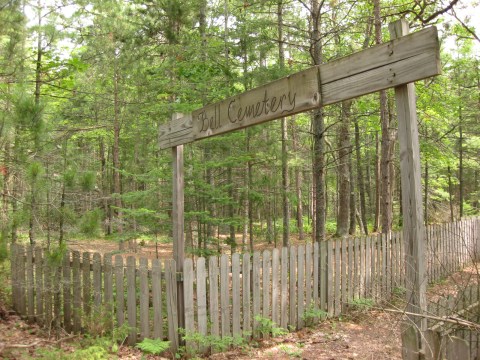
[1, 238, 478, 360]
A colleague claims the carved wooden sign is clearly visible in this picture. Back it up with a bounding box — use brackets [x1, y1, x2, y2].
[158, 26, 440, 149]
[192, 67, 320, 141]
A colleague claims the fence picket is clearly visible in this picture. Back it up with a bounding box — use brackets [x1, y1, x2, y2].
[297, 245, 305, 329]
[82, 252, 91, 318]
[152, 258, 163, 340]
[253, 251, 261, 337]
[166, 260, 178, 351]
[334, 240, 341, 316]
[365, 236, 371, 298]
[209, 256, 220, 340]
[232, 253, 241, 337]
[341, 238, 347, 311]
[272, 249, 280, 326]
[44, 259, 52, 329]
[262, 250, 271, 336]
[115, 255, 125, 328]
[93, 253, 102, 315]
[197, 257, 207, 345]
[72, 251, 81, 333]
[313, 242, 319, 311]
[104, 253, 113, 332]
[221, 254, 231, 337]
[327, 241, 334, 317]
[63, 252, 72, 332]
[139, 257, 149, 340]
[26, 246, 34, 322]
[242, 253, 251, 337]
[281, 247, 288, 328]
[18, 245, 26, 317]
[184, 258, 195, 349]
[320, 241, 327, 311]
[127, 256, 137, 345]
[305, 243, 312, 311]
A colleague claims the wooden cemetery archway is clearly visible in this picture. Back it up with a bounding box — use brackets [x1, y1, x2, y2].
[159, 19, 440, 352]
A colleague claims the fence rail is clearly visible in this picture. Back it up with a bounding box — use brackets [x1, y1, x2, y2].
[10, 218, 480, 352]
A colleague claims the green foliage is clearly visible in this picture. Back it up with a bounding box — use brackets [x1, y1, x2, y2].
[80, 171, 96, 192]
[0, 230, 8, 262]
[254, 315, 288, 338]
[348, 298, 374, 312]
[179, 329, 247, 357]
[302, 304, 327, 326]
[136, 338, 170, 355]
[79, 209, 103, 237]
[45, 243, 67, 266]
[278, 344, 302, 358]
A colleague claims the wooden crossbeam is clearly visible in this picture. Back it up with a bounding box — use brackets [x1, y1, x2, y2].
[159, 26, 440, 149]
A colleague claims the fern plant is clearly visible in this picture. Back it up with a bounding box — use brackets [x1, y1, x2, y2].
[136, 338, 170, 355]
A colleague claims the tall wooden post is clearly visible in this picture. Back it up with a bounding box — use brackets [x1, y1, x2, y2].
[390, 20, 428, 334]
[172, 114, 185, 336]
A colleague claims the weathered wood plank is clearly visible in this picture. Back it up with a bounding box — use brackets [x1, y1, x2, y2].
[82, 252, 91, 318]
[44, 259, 52, 329]
[242, 253, 251, 337]
[184, 258, 195, 348]
[93, 253, 102, 315]
[262, 250, 271, 336]
[18, 245, 26, 317]
[26, 246, 34, 322]
[320, 241, 327, 311]
[172, 140, 185, 333]
[281, 247, 288, 329]
[391, 19, 427, 330]
[253, 252, 261, 337]
[127, 256, 137, 345]
[115, 255, 125, 328]
[305, 243, 312, 311]
[139, 257, 149, 340]
[152, 259, 163, 340]
[341, 238, 347, 311]
[209, 256, 220, 340]
[271, 249, 280, 326]
[196, 257, 207, 347]
[313, 242, 319, 310]
[166, 260, 179, 351]
[63, 252, 72, 332]
[334, 240, 341, 316]
[104, 253, 113, 332]
[289, 246, 297, 326]
[297, 245, 305, 329]
[220, 254, 231, 337]
[232, 254, 241, 338]
[72, 251, 81, 333]
[159, 27, 440, 148]
[348, 238, 354, 301]
[327, 241, 334, 317]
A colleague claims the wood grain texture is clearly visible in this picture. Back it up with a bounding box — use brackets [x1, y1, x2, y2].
[82, 252, 91, 317]
[209, 256, 220, 339]
[196, 257, 207, 349]
[72, 251, 81, 333]
[271, 249, 280, 325]
[63, 252, 72, 332]
[252, 252, 261, 337]
[281, 247, 288, 328]
[139, 257, 149, 340]
[262, 250, 271, 336]
[93, 253, 102, 314]
[297, 245, 305, 329]
[232, 253, 241, 337]
[242, 253, 251, 337]
[127, 256, 137, 345]
[152, 259, 163, 340]
[158, 27, 439, 148]
[115, 255, 125, 328]
[166, 260, 179, 351]
[26, 246, 34, 322]
[104, 253, 113, 332]
[289, 246, 297, 327]
[184, 258, 195, 349]
[220, 254, 231, 337]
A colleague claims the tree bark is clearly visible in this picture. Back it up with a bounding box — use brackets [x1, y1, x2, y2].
[336, 101, 352, 237]
[311, 0, 325, 242]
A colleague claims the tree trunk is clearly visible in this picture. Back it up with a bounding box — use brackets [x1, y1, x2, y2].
[291, 121, 304, 240]
[113, 61, 123, 246]
[336, 101, 352, 237]
[374, 0, 393, 234]
[311, 0, 325, 242]
[354, 119, 368, 234]
[459, 119, 463, 218]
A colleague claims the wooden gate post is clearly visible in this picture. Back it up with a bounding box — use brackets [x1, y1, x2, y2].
[390, 20, 428, 336]
[172, 113, 185, 339]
